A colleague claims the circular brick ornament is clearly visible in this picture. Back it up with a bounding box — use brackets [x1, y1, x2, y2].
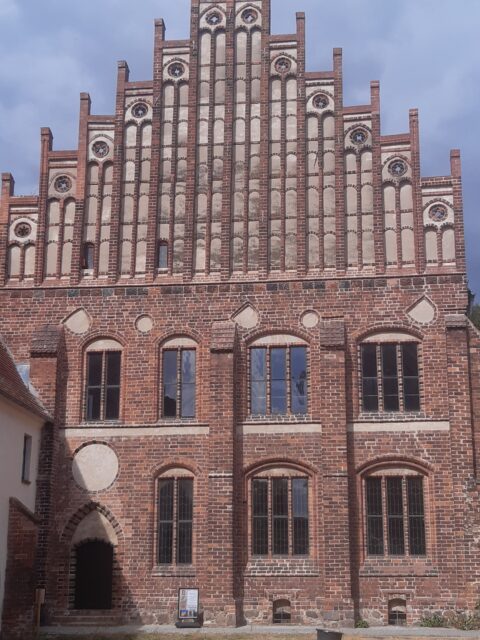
[388, 159, 407, 177]
[301, 311, 319, 329]
[168, 63, 185, 79]
[132, 102, 148, 118]
[350, 128, 367, 145]
[14, 222, 31, 238]
[275, 57, 291, 74]
[206, 10, 222, 25]
[72, 444, 118, 492]
[92, 141, 109, 158]
[429, 204, 448, 223]
[135, 314, 154, 334]
[242, 8, 258, 24]
[313, 93, 328, 110]
[54, 175, 72, 193]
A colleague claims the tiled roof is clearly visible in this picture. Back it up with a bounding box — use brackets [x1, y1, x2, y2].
[0, 333, 51, 421]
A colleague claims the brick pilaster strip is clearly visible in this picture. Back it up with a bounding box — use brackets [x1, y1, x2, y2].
[450, 149, 466, 274]
[145, 20, 166, 282]
[0, 173, 14, 286]
[183, 0, 201, 281]
[258, 1, 271, 278]
[220, 0, 236, 280]
[107, 61, 130, 283]
[370, 81, 385, 274]
[333, 49, 345, 273]
[295, 12, 307, 277]
[409, 108, 426, 275]
[70, 93, 91, 285]
[34, 128, 53, 285]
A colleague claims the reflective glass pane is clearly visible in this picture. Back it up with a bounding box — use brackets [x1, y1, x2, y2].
[182, 350, 196, 384]
[291, 347, 307, 414]
[271, 348, 286, 380]
[271, 380, 287, 414]
[292, 478, 308, 517]
[181, 383, 195, 418]
[251, 348, 266, 381]
[251, 381, 267, 415]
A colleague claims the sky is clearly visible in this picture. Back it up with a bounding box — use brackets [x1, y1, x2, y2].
[0, 0, 478, 295]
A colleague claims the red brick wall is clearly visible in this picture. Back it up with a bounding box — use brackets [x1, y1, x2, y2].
[1, 499, 39, 640]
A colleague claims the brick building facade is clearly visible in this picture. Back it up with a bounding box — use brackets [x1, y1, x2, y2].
[1, 0, 480, 633]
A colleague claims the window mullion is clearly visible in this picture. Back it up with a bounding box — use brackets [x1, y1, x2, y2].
[376, 346, 383, 412]
[173, 479, 178, 564]
[100, 352, 106, 420]
[288, 478, 292, 555]
[286, 348, 291, 414]
[267, 348, 271, 415]
[176, 349, 181, 418]
[397, 345, 405, 412]
[402, 477, 410, 555]
[381, 477, 388, 555]
[268, 479, 272, 558]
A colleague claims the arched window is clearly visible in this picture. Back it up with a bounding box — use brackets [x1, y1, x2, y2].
[249, 334, 308, 416]
[157, 468, 194, 565]
[360, 332, 421, 413]
[250, 466, 309, 557]
[364, 466, 427, 557]
[160, 337, 197, 419]
[85, 339, 122, 421]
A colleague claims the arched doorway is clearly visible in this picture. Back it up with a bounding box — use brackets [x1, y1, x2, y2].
[74, 540, 113, 609]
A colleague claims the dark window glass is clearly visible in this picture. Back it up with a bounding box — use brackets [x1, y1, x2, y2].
[158, 242, 168, 270]
[181, 350, 196, 418]
[21, 435, 32, 483]
[402, 344, 420, 411]
[86, 352, 102, 420]
[272, 478, 288, 554]
[158, 479, 174, 564]
[177, 478, 193, 564]
[292, 478, 309, 555]
[82, 243, 94, 270]
[382, 345, 399, 411]
[105, 352, 121, 419]
[291, 347, 307, 414]
[251, 348, 267, 415]
[163, 351, 178, 417]
[407, 477, 426, 555]
[252, 479, 268, 555]
[361, 344, 378, 411]
[386, 477, 405, 555]
[366, 477, 384, 555]
[270, 348, 287, 415]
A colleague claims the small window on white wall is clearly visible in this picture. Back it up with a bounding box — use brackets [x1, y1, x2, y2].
[22, 434, 33, 483]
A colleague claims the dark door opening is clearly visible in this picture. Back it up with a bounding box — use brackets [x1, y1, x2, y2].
[74, 540, 113, 609]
